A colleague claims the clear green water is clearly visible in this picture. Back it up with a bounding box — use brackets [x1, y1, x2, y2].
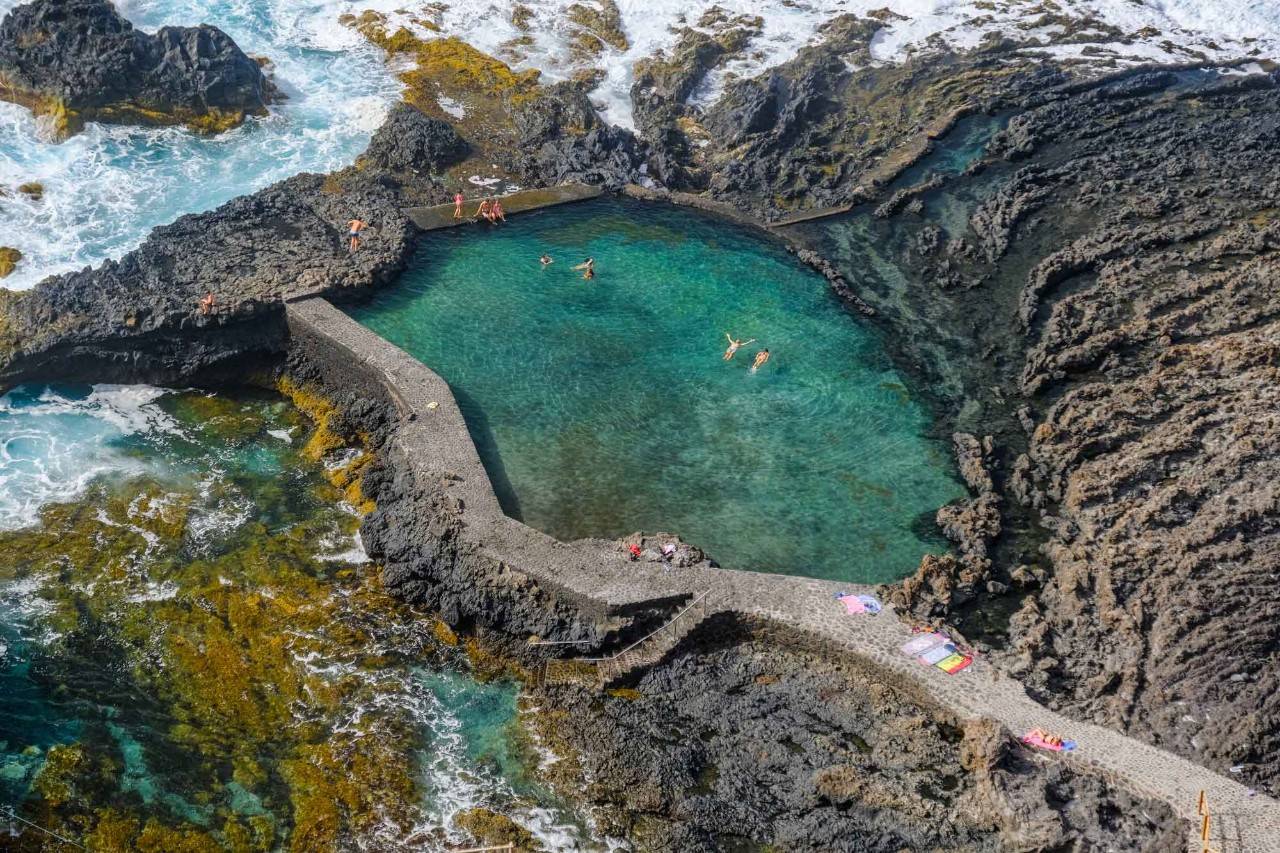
[0, 385, 586, 850]
[352, 199, 964, 583]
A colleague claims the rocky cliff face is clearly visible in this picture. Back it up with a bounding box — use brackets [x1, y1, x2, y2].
[0, 0, 278, 139]
[782, 68, 1280, 796]
[0, 170, 412, 391]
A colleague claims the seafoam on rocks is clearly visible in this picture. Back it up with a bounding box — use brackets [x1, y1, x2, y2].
[345, 0, 1280, 128]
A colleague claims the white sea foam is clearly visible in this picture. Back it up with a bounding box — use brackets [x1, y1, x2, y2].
[0, 385, 179, 531]
[3, 0, 1275, 291]
[0, 0, 402, 291]
[348, 0, 1280, 130]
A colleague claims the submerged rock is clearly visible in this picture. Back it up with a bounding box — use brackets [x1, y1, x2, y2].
[0, 0, 279, 140]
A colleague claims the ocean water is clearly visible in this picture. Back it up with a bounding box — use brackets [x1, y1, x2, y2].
[0, 385, 595, 850]
[0, 0, 401, 291]
[2, 0, 1275, 292]
[352, 199, 966, 583]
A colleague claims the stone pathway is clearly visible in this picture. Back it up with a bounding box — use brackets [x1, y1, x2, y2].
[289, 297, 1280, 853]
[403, 183, 602, 231]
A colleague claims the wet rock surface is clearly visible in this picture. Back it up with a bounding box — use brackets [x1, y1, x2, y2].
[0, 0, 277, 138]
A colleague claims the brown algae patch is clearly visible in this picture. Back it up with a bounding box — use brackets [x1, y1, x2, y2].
[0, 388, 562, 850]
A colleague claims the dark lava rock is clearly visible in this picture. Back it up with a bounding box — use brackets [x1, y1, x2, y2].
[534, 618, 1182, 851]
[0, 170, 413, 390]
[361, 103, 470, 173]
[0, 0, 278, 139]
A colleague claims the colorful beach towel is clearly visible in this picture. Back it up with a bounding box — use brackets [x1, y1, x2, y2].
[1021, 732, 1077, 752]
[935, 652, 973, 674]
[900, 633, 949, 657]
[919, 644, 956, 665]
[837, 593, 883, 615]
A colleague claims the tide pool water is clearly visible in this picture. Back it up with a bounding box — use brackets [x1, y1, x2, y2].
[352, 199, 964, 583]
[0, 0, 400, 291]
[0, 385, 592, 850]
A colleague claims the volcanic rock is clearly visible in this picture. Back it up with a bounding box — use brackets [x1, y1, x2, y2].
[0, 0, 278, 140]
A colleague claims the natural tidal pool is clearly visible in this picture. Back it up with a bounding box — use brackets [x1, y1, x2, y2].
[0, 385, 589, 851]
[352, 199, 964, 583]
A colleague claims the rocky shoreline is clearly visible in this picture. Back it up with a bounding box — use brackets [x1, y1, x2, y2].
[3, 0, 1280, 848]
[0, 0, 279, 140]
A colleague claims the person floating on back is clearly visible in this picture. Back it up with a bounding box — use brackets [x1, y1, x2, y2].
[723, 333, 755, 361]
[198, 291, 215, 315]
[540, 254, 553, 266]
[347, 218, 368, 253]
[572, 258, 594, 280]
[751, 349, 771, 373]
[452, 192, 464, 220]
[492, 199, 506, 222]
[473, 199, 490, 222]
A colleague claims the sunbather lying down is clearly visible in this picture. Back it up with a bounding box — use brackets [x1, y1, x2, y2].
[1022, 728, 1076, 751]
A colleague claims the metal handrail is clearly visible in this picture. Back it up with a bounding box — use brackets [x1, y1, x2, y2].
[580, 589, 712, 664]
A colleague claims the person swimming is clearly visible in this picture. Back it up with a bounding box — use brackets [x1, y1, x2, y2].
[540, 254, 553, 266]
[452, 192, 464, 219]
[572, 258, 595, 280]
[723, 333, 755, 361]
[347, 218, 367, 253]
[750, 349, 771, 373]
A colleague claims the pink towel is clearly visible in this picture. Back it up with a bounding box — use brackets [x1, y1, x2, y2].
[839, 594, 868, 614]
[1021, 732, 1076, 752]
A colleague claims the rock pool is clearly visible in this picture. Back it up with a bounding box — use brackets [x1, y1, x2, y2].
[351, 198, 964, 583]
[0, 385, 590, 851]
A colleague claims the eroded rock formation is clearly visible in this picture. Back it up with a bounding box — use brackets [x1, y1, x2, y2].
[0, 0, 279, 139]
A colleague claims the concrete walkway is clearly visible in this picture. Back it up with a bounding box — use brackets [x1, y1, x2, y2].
[404, 183, 603, 231]
[288, 297, 1280, 853]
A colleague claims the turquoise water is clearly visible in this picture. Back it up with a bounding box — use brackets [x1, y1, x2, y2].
[0, 385, 589, 849]
[352, 199, 964, 582]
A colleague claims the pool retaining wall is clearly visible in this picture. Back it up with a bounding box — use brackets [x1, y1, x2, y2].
[284, 296, 1280, 852]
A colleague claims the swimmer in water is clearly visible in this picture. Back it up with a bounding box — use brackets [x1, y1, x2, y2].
[540, 254, 553, 266]
[452, 192, 465, 219]
[347, 218, 368, 253]
[750, 348, 771, 373]
[723, 333, 755, 361]
[572, 258, 595, 280]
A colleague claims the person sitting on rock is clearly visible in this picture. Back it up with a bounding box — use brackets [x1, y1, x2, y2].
[452, 192, 464, 220]
[492, 199, 506, 222]
[473, 199, 490, 222]
[199, 291, 215, 315]
[347, 218, 368, 253]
